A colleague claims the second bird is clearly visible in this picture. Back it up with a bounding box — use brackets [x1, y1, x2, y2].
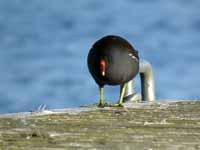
[87, 35, 139, 107]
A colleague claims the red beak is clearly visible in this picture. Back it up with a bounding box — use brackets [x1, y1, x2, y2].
[100, 59, 106, 76]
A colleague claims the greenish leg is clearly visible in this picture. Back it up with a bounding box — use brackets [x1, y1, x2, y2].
[118, 83, 128, 104]
[110, 83, 128, 107]
[98, 86, 109, 107]
[99, 86, 104, 104]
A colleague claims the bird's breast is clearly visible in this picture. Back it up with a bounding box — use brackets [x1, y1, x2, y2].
[105, 54, 139, 85]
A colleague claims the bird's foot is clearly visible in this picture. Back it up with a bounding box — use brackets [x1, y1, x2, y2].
[109, 103, 124, 107]
[97, 100, 109, 107]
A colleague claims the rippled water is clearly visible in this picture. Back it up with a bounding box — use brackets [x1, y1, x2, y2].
[0, 0, 200, 113]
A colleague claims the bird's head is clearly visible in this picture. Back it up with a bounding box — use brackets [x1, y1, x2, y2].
[100, 58, 106, 77]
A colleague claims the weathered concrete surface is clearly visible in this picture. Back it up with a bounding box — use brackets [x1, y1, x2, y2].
[0, 101, 200, 150]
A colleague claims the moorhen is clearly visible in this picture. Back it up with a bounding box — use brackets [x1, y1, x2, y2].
[87, 35, 139, 107]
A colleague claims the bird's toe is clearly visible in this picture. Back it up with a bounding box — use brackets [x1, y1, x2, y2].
[97, 100, 109, 107]
[109, 103, 124, 107]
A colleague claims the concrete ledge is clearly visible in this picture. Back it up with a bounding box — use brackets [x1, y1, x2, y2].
[0, 100, 200, 150]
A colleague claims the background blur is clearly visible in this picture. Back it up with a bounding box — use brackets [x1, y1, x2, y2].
[0, 0, 200, 113]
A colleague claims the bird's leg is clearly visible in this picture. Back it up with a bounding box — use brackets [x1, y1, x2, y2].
[98, 86, 109, 107]
[110, 83, 128, 107]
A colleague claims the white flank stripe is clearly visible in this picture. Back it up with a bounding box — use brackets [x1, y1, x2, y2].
[128, 53, 138, 61]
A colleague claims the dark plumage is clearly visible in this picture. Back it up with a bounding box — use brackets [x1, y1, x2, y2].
[87, 35, 139, 107]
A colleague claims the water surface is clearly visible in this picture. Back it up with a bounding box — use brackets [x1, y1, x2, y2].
[0, 0, 200, 113]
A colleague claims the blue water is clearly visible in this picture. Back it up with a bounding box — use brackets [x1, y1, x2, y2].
[0, 0, 200, 113]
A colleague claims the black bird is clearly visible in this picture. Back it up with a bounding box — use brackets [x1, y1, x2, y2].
[87, 35, 139, 107]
